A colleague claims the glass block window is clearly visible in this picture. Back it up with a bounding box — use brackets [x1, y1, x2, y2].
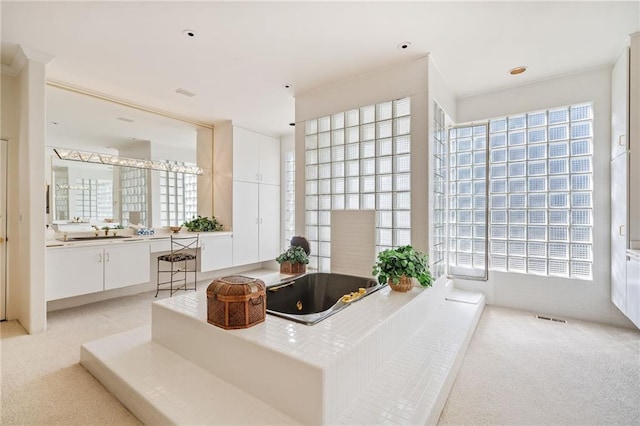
[432, 102, 447, 279]
[283, 150, 296, 249]
[120, 167, 148, 226]
[159, 167, 197, 227]
[305, 97, 411, 272]
[488, 103, 593, 279]
[447, 123, 489, 279]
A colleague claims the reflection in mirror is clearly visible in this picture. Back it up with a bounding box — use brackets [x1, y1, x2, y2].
[46, 84, 208, 229]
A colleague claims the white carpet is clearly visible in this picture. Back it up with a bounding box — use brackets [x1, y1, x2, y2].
[1, 291, 639, 425]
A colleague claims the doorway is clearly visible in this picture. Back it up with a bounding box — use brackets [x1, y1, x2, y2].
[0, 138, 7, 320]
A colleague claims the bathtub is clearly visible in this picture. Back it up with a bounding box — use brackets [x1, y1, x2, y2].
[266, 272, 385, 325]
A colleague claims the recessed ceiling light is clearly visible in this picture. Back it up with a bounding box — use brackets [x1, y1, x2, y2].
[397, 42, 412, 50]
[183, 29, 196, 38]
[175, 88, 196, 97]
[50, 121, 60, 125]
[289, 122, 295, 126]
[509, 66, 528, 75]
[283, 83, 293, 89]
[117, 117, 135, 123]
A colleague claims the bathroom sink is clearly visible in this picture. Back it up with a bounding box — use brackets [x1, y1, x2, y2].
[59, 235, 132, 241]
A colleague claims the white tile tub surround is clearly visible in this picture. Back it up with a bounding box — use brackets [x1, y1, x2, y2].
[152, 277, 450, 424]
[81, 276, 485, 425]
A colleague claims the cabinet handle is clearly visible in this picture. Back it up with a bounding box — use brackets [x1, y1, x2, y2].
[202, 243, 206, 250]
[98, 253, 102, 263]
[256, 173, 260, 181]
[255, 218, 259, 224]
[619, 134, 626, 147]
[105, 252, 110, 262]
[619, 225, 625, 236]
[260, 218, 263, 224]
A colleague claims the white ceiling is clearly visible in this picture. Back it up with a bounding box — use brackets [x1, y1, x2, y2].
[2, 1, 639, 138]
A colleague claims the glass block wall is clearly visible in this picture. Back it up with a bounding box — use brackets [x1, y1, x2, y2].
[487, 103, 594, 279]
[283, 150, 296, 249]
[305, 98, 412, 272]
[431, 102, 447, 279]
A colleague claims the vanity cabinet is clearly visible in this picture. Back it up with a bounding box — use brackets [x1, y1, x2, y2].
[103, 244, 151, 290]
[46, 247, 104, 300]
[46, 242, 150, 300]
[199, 233, 233, 272]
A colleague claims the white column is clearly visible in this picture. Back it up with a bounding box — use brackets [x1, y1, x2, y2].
[14, 46, 53, 333]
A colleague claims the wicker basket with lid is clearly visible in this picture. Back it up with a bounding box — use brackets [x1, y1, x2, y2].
[206, 275, 266, 330]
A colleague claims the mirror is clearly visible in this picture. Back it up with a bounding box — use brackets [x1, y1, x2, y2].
[46, 84, 209, 229]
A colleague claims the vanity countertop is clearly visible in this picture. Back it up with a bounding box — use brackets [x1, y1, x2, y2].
[46, 231, 232, 248]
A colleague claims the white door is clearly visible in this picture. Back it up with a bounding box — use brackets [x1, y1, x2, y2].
[232, 181, 259, 265]
[259, 134, 281, 185]
[232, 127, 260, 183]
[259, 183, 281, 262]
[0, 139, 7, 320]
[611, 152, 629, 310]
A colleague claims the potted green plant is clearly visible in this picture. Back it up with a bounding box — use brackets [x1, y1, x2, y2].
[276, 246, 309, 274]
[372, 245, 432, 292]
[183, 215, 224, 232]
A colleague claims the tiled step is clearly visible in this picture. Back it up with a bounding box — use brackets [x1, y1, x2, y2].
[80, 327, 297, 425]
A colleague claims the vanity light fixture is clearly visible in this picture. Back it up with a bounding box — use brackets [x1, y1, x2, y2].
[509, 66, 528, 75]
[53, 148, 204, 175]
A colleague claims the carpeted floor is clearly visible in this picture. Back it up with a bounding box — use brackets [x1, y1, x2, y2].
[1, 291, 639, 425]
[439, 306, 640, 425]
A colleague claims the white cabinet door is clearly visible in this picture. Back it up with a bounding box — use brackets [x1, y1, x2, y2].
[200, 234, 233, 272]
[611, 153, 629, 311]
[611, 47, 629, 160]
[259, 134, 281, 185]
[626, 255, 640, 328]
[46, 247, 104, 301]
[233, 127, 261, 183]
[259, 183, 281, 262]
[104, 243, 150, 290]
[233, 181, 260, 265]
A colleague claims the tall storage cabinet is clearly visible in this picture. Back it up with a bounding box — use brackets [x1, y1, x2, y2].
[611, 32, 640, 328]
[611, 46, 629, 312]
[229, 126, 281, 266]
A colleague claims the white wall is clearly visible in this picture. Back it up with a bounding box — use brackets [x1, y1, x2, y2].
[295, 56, 431, 253]
[455, 67, 633, 328]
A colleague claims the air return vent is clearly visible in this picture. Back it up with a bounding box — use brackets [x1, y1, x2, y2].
[536, 315, 567, 323]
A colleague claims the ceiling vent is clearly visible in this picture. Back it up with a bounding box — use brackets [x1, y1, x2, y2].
[175, 88, 196, 97]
